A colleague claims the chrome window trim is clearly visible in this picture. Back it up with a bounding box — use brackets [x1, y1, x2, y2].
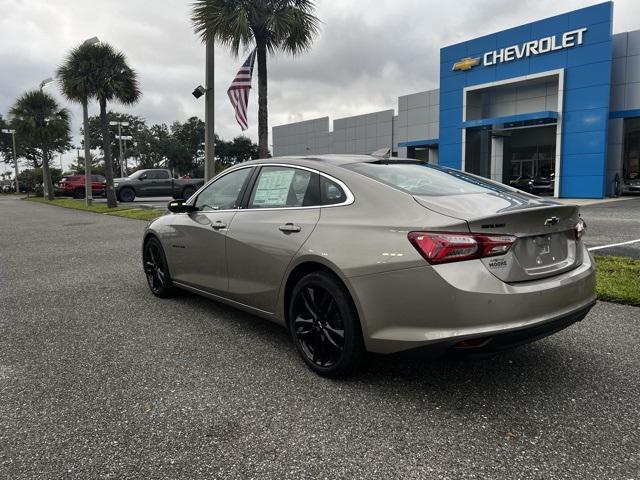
[184, 162, 355, 213]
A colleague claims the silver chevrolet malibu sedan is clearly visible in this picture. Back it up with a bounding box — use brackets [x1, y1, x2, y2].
[142, 155, 596, 377]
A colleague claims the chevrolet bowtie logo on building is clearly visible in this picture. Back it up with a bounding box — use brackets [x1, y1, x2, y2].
[452, 57, 480, 71]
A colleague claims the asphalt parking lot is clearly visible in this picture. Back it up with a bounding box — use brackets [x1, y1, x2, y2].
[0, 196, 638, 479]
[579, 197, 640, 258]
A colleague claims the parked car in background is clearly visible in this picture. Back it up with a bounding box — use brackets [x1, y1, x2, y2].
[622, 172, 640, 194]
[142, 156, 595, 377]
[55, 174, 106, 198]
[509, 174, 555, 195]
[114, 169, 204, 202]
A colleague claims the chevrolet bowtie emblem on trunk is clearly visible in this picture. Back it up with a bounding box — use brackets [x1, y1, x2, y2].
[544, 216, 560, 226]
[452, 57, 480, 71]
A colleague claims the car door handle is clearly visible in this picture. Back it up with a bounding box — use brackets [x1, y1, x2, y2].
[211, 221, 227, 230]
[278, 223, 301, 233]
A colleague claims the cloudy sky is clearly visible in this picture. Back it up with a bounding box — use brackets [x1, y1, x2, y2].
[1, 0, 639, 170]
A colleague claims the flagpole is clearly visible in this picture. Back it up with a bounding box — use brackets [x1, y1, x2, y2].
[204, 39, 216, 181]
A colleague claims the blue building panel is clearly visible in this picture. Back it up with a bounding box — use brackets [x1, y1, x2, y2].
[562, 108, 610, 134]
[439, 2, 613, 198]
[564, 61, 612, 89]
[567, 40, 612, 67]
[563, 84, 611, 112]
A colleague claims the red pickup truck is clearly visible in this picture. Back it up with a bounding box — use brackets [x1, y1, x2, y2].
[55, 174, 107, 198]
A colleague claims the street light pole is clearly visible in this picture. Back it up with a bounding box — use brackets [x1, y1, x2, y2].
[115, 135, 132, 176]
[204, 39, 215, 181]
[110, 121, 129, 178]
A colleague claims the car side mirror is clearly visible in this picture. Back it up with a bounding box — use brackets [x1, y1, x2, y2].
[167, 199, 198, 213]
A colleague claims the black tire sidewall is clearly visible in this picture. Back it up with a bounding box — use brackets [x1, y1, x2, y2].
[119, 188, 135, 202]
[144, 237, 174, 298]
[288, 271, 364, 377]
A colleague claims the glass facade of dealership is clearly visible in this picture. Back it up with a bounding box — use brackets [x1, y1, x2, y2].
[272, 2, 640, 198]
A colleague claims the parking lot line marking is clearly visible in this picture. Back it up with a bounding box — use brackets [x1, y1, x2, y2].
[588, 238, 640, 251]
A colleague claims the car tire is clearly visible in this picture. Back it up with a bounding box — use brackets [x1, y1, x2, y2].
[143, 237, 176, 298]
[119, 187, 135, 202]
[182, 186, 196, 200]
[73, 188, 85, 199]
[288, 271, 365, 377]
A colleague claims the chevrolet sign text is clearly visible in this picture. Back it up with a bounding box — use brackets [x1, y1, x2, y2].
[483, 28, 587, 66]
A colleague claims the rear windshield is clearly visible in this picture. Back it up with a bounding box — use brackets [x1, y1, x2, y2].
[348, 162, 512, 196]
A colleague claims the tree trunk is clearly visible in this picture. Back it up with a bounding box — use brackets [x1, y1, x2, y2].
[82, 98, 93, 206]
[100, 98, 117, 208]
[256, 42, 269, 159]
[41, 147, 54, 200]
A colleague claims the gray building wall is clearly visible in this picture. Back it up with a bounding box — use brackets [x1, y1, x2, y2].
[465, 79, 559, 120]
[272, 89, 440, 158]
[272, 117, 331, 156]
[395, 89, 439, 157]
[332, 110, 394, 155]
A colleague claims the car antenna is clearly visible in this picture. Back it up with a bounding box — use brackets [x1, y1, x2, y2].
[370, 147, 391, 159]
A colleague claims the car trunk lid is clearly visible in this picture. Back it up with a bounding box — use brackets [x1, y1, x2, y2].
[413, 191, 582, 282]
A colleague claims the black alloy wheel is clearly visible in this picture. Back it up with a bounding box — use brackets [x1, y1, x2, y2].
[143, 238, 174, 297]
[289, 271, 364, 377]
[119, 187, 135, 202]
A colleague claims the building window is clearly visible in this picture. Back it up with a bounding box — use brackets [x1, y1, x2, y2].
[623, 117, 640, 182]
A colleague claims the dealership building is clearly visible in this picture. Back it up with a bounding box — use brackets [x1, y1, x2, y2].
[272, 2, 640, 198]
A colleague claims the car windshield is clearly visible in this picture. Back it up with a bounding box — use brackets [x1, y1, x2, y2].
[127, 171, 144, 180]
[348, 162, 513, 196]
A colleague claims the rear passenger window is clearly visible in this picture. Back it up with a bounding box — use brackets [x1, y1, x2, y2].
[320, 176, 347, 205]
[248, 167, 320, 208]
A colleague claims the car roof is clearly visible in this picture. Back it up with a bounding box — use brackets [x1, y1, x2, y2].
[241, 154, 422, 168]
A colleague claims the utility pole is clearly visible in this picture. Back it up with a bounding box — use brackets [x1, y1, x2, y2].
[204, 39, 216, 181]
[2, 129, 19, 193]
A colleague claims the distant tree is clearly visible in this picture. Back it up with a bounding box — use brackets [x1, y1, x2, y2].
[90, 43, 141, 207]
[217, 135, 259, 167]
[136, 124, 171, 169]
[69, 152, 105, 176]
[10, 90, 71, 200]
[171, 116, 205, 173]
[0, 114, 14, 166]
[18, 167, 63, 192]
[83, 112, 145, 179]
[191, 0, 320, 159]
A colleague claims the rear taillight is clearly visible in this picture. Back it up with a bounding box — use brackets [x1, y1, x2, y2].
[408, 231, 517, 265]
[575, 218, 587, 240]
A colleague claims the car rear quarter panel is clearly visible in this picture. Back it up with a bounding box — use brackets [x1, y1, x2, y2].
[277, 171, 469, 329]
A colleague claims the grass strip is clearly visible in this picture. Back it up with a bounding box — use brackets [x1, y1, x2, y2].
[594, 255, 640, 307]
[25, 197, 164, 222]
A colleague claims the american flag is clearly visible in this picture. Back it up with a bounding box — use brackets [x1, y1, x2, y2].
[227, 48, 256, 131]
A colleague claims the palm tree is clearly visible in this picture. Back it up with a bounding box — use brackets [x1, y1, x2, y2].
[83, 43, 140, 208]
[57, 42, 100, 206]
[10, 90, 71, 200]
[191, 0, 320, 159]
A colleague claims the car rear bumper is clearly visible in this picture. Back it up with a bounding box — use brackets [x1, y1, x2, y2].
[348, 245, 596, 354]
